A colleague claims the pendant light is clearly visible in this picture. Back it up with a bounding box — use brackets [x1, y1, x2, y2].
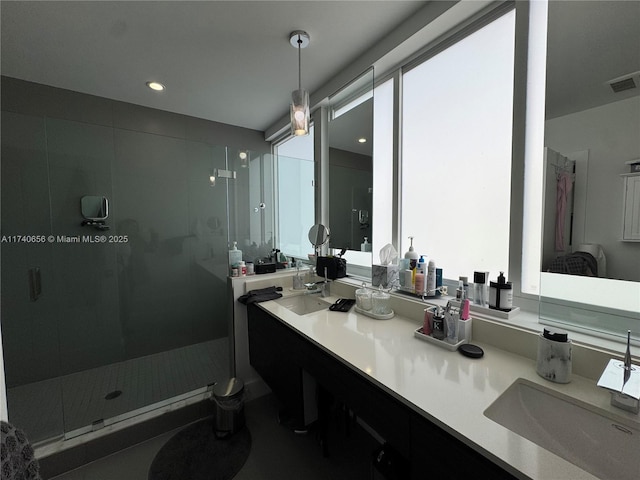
[290, 31, 310, 136]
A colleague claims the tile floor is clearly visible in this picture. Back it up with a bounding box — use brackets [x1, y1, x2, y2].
[50, 394, 380, 480]
[9, 338, 229, 443]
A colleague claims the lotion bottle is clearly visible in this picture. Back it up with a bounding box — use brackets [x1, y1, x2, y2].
[228, 241, 242, 271]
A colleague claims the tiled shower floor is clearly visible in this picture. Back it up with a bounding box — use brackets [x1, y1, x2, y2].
[7, 338, 229, 443]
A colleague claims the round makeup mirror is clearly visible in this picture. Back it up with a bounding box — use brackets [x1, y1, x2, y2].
[308, 224, 330, 249]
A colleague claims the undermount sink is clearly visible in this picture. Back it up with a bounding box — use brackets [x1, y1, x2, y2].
[484, 378, 639, 480]
[273, 295, 330, 315]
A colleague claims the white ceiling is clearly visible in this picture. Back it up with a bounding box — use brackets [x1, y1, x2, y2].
[1, 1, 638, 136]
[545, 0, 640, 120]
[0, 0, 428, 132]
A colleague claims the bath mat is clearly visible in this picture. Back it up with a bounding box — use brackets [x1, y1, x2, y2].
[148, 418, 251, 480]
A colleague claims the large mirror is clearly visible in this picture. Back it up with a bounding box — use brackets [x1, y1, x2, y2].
[539, 1, 640, 337]
[327, 68, 373, 252]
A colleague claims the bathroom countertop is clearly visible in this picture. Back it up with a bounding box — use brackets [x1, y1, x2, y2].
[254, 289, 638, 480]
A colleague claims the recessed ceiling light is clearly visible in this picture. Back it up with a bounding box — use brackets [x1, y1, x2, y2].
[358, 138, 367, 143]
[146, 81, 165, 92]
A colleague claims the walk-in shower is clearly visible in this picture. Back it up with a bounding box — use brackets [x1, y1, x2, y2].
[1, 110, 274, 446]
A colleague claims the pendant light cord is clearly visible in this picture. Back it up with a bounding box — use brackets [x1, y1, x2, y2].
[297, 34, 302, 91]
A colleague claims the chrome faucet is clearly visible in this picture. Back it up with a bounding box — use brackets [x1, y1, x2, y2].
[597, 330, 639, 414]
[304, 268, 331, 297]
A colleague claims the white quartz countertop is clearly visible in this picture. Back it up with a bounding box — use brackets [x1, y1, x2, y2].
[255, 290, 628, 480]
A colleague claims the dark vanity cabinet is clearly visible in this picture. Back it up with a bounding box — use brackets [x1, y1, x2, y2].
[246, 303, 516, 480]
[247, 303, 306, 427]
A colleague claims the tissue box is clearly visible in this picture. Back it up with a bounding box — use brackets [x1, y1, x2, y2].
[372, 264, 399, 288]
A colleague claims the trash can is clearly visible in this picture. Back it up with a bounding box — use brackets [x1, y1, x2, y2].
[212, 378, 245, 438]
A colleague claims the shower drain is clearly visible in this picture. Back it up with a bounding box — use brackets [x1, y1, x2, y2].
[104, 390, 123, 400]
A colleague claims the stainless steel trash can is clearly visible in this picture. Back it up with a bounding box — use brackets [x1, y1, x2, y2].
[213, 378, 245, 438]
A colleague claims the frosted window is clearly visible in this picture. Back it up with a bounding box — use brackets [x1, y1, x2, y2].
[276, 129, 315, 258]
[401, 10, 515, 281]
[372, 78, 394, 264]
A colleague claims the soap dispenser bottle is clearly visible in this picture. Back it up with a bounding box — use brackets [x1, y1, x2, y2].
[361, 237, 372, 252]
[228, 241, 242, 271]
[489, 272, 513, 311]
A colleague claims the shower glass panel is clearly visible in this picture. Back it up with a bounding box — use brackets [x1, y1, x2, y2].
[1, 113, 269, 443]
[1, 111, 64, 442]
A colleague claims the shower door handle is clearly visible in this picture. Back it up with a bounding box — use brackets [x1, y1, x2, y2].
[28, 267, 42, 302]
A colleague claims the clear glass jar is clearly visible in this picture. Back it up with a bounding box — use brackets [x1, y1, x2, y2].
[372, 286, 391, 315]
[355, 282, 373, 311]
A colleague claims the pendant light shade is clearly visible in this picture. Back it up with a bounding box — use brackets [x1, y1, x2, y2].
[290, 31, 310, 136]
[291, 88, 309, 136]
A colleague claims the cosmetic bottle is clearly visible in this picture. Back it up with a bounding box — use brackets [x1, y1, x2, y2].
[239, 260, 247, 277]
[403, 269, 413, 291]
[456, 280, 464, 300]
[460, 276, 469, 300]
[404, 237, 420, 284]
[422, 308, 433, 335]
[489, 272, 513, 311]
[404, 236, 420, 261]
[416, 256, 426, 294]
[432, 306, 445, 340]
[417, 255, 426, 273]
[414, 270, 425, 294]
[426, 259, 436, 296]
[473, 271, 488, 307]
[457, 299, 473, 342]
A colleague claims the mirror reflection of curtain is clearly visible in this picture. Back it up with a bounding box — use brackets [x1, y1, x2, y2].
[542, 147, 575, 269]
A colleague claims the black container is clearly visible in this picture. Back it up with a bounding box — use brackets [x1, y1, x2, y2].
[316, 256, 347, 280]
[255, 262, 276, 274]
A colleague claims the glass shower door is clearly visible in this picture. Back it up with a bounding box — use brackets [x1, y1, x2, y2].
[1, 112, 65, 443]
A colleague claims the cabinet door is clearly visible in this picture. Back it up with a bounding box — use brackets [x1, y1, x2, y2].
[247, 304, 305, 424]
[622, 174, 640, 241]
[410, 412, 516, 480]
[301, 333, 411, 457]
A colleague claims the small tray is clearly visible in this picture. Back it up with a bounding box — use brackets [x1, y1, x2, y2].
[449, 300, 520, 320]
[414, 327, 467, 351]
[355, 305, 395, 320]
[329, 298, 355, 312]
